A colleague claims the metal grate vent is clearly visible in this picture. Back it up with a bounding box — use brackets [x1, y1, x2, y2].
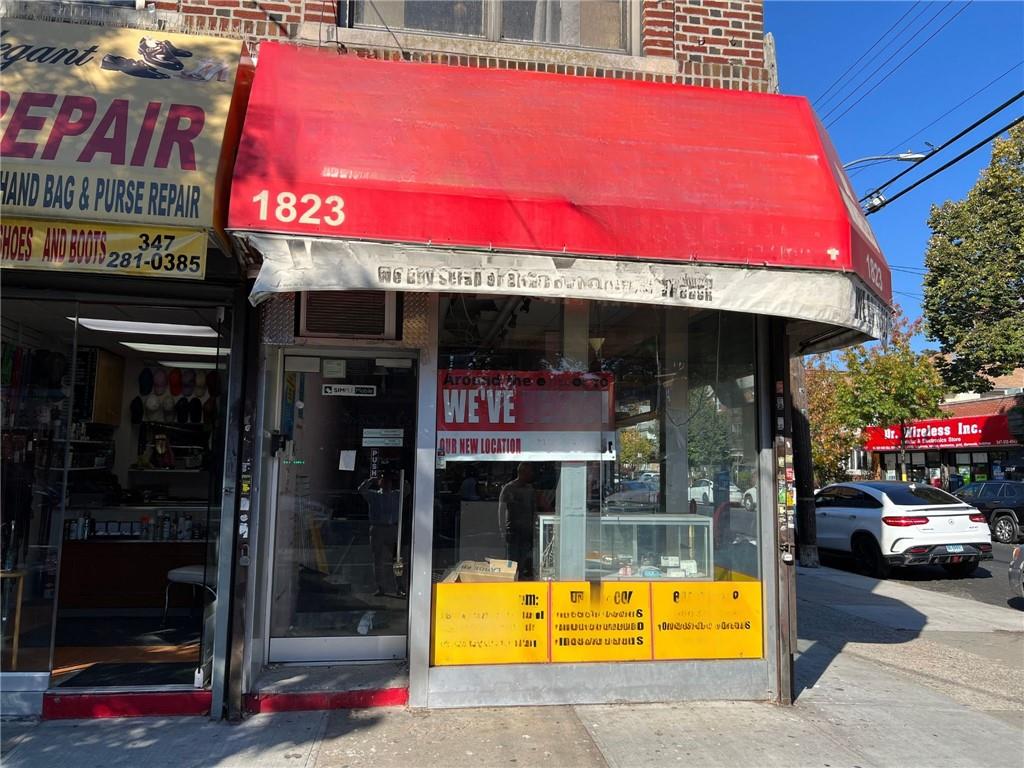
[299, 291, 397, 339]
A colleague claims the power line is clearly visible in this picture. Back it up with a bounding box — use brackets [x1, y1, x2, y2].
[824, 2, 974, 128]
[860, 89, 1024, 203]
[819, 1, 951, 122]
[849, 60, 1024, 179]
[894, 290, 924, 300]
[812, 2, 922, 108]
[867, 114, 1024, 215]
[891, 266, 927, 275]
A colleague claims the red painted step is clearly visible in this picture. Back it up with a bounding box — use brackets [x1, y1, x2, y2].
[244, 687, 408, 713]
[42, 691, 211, 719]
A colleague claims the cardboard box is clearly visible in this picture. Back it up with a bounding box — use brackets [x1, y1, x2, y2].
[441, 558, 518, 583]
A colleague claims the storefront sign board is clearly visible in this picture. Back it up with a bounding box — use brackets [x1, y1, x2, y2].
[0, 19, 240, 231]
[651, 582, 762, 660]
[436, 370, 615, 462]
[432, 582, 549, 665]
[322, 384, 376, 397]
[863, 415, 1015, 451]
[0, 216, 206, 278]
[549, 582, 651, 663]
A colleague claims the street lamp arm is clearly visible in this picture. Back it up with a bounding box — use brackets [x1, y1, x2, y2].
[841, 152, 929, 171]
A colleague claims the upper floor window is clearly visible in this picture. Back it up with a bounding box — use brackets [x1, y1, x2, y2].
[351, 0, 629, 53]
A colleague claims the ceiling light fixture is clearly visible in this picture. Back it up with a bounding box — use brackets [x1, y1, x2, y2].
[69, 317, 218, 337]
[121, 342, 227, 356]
[157, 360, 225, 370]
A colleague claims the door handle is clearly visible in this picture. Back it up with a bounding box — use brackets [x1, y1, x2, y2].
[817, 511, 827, 517]
[848, 515, 856, 520]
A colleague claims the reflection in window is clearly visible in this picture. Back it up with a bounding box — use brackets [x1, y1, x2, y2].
[354, 0, 485, 36]
[501, 0, 627, 50]
[433, 297, 761, 587]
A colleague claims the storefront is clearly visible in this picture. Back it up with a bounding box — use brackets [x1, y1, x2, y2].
[225, 44, 893, 709]
[0, 19, 246, 717]
[864, 413, 1023, 487]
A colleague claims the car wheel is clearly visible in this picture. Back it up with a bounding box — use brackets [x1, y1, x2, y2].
[743, 494, 754, 511]
[941, 561, 979, 578]
[851, 534, 890, 579]
[992, 514, 1020, 545]
[701, 493, 709, 504]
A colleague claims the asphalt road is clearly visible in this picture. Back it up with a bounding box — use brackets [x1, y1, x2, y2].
[820, 541, 1022, 612]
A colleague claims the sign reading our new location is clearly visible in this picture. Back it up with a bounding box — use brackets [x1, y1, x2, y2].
[0, 19, 240, 278]
[436, 369, 615, 462]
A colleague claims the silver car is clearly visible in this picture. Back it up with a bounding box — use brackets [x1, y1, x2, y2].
[1010, 545, 1024, 599]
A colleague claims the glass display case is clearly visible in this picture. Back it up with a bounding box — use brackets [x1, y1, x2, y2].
[536, 514, 713, 581]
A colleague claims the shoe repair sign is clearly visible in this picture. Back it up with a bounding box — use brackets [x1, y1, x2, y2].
[436, 370, 616, 461]
[0, 19, 240, 271]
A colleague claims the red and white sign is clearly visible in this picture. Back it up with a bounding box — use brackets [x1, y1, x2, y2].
[437, 370, 615, 461]
[864, 415, 1016, 452]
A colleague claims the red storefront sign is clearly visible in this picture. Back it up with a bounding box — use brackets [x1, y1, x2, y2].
[863, 415, 1016, 451]
[437, 370, 614, 461]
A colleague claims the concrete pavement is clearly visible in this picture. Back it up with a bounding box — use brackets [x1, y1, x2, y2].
[3, 566, 1022, 768]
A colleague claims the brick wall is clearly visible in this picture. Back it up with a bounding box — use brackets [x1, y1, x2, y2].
[4, 0, 771, 91]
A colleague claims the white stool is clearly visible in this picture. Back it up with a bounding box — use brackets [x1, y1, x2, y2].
[163, 565, 217, 625]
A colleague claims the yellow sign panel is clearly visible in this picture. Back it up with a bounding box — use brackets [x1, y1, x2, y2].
[0, 217, 206, 279]
[432, 582, 549, 666]
[550, 582, 651, 663]
[651, 582, 763, 660]
[0, 19, 240, 230]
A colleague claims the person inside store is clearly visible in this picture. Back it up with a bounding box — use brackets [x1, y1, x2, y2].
[359, 471, 404, 597]
[498, 462, 538, 579]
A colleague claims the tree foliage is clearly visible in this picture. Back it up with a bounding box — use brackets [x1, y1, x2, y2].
[804, 356, 860, 486]
[687, 386, 732, 472]
[619, 428, 656, 477]
[923, 123, 1024, 392]
[835, 313, 946, 444]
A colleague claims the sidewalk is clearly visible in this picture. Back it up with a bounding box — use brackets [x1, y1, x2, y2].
[3, 567, 1021, 768]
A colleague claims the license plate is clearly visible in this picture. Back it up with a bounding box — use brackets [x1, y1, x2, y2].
[947, 544, 964, 553]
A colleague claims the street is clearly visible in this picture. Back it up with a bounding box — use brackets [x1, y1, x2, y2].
[820, 541, 1022, 611]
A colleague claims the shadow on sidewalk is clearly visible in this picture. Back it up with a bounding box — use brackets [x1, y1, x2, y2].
[794, 565, 927, 701]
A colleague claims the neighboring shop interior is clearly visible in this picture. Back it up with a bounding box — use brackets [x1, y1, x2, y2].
[1, 298, 228, 688]
[880, 449, 1024, 486]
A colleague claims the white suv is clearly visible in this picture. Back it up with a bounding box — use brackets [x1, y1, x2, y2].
[815, 481, 993, 579]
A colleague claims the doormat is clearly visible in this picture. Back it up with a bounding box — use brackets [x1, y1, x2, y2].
[57, 662, 197, 688]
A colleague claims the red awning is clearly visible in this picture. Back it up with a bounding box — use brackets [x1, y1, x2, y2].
[229, 43, 892, 346]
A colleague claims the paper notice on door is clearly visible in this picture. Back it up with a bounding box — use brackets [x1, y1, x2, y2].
[338, 450, 356, 471]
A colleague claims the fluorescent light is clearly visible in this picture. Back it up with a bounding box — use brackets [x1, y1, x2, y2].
[157, 360, 225, 370]
[121, 342, 227, 356]
[68, 317, 218, 337]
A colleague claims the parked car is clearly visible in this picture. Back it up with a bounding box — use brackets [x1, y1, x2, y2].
[953, 480, 1024, 544]
[605, 480, 658, 506]
[638, 471, 660, 484]
[742, 486, 757, 511]
[815, 481, 993, 579]
[1010, 545, 1024, 599]
[687, 479, 742, 505]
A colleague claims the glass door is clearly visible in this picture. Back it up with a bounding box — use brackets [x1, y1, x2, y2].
[268, 355, 416, 662]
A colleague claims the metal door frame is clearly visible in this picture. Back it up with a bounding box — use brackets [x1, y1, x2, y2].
[262, 347, 420, 664]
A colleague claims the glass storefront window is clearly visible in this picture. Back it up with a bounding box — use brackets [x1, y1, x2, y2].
[1, 299, 227, 686]
[431, 297, 762, 666]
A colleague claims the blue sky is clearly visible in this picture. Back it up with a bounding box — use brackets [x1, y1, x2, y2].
[766, 0, 1024, 349]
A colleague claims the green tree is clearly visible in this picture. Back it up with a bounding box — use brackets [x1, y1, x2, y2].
[687, 386, 732, 473]
[619, 428, 656, 477]
[923, 123, 1024, 392]
[835, 313, 946, 481]
[804, 356, 860, 486]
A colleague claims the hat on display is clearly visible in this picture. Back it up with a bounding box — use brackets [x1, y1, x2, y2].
[206, 371, 221, 398]
[138, 367, 154, 395]
[144, 393, 162, 421]
[189, 397, 203, 424]
[152, 368, 167, 395]
[168, 368, 183, 396]
[193, 370, 207, 398]
[175, 397, 190, 424]
[130, 396, 144, 424]
[160, 391, 176, 418]
[181, 369, 195, 396]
